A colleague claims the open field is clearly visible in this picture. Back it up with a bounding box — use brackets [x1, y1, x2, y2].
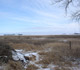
[0, 35, 80, 70]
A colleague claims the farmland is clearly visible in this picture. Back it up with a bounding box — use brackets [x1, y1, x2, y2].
[0, 35, 80, 70]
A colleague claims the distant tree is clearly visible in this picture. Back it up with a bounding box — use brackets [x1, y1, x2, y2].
[52, 0, 80, 21]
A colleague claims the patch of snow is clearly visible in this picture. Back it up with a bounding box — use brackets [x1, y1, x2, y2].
[24, 52, 39, 62]
[58, 39, 68, 42]
[43, 68, 51, 70]
[32, 38, 46, 40]
[16, 49, 23, 52]
[63, 40, 68, 42]
[12, 49, 41, 69]
[12, 49, 80, 70]
[23, 51, 42, 69]
[38, 68, 50, 70]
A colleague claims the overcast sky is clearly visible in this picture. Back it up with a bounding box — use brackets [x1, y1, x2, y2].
[0, 0, 79, 35]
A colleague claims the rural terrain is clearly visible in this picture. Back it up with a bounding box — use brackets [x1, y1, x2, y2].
[0, 35, 80, 70]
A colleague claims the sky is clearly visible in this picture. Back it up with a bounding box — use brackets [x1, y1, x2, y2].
[0, 0, 79, 35]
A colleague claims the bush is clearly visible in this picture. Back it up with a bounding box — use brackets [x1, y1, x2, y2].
[0, 42, 15, 63]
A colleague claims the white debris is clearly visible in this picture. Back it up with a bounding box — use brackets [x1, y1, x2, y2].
[12, 50, 27, 63]
[12, 49, 40, 64]
[17, 52, 27, 63]
[12, 51, 19, 61]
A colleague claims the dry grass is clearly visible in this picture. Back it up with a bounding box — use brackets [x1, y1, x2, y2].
[6, 36, 80, 69]
[54, 67, 71, 70]
[5, 60, 25, 70]
[26, 64, 39, 70]
[37, 42, 80, 68]
[0, 35, 80, 70]
[9, 43, 44, 51]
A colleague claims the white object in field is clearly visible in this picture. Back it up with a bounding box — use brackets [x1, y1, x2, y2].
[12, 50, 27, 63]
[12, 51, 19, 61]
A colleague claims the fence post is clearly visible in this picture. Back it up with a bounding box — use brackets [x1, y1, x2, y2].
[69, 41, 71, 50]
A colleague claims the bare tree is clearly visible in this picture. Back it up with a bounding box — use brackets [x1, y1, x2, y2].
[52, 0, 80, 21]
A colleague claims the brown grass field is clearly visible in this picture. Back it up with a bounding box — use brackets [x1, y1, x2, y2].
[0, 35, 80, 70]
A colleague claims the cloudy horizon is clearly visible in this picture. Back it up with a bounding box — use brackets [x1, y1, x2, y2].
[0, 0, 79, 35]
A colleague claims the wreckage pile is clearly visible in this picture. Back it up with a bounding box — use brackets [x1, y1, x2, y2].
[0, 42, 29, 65]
